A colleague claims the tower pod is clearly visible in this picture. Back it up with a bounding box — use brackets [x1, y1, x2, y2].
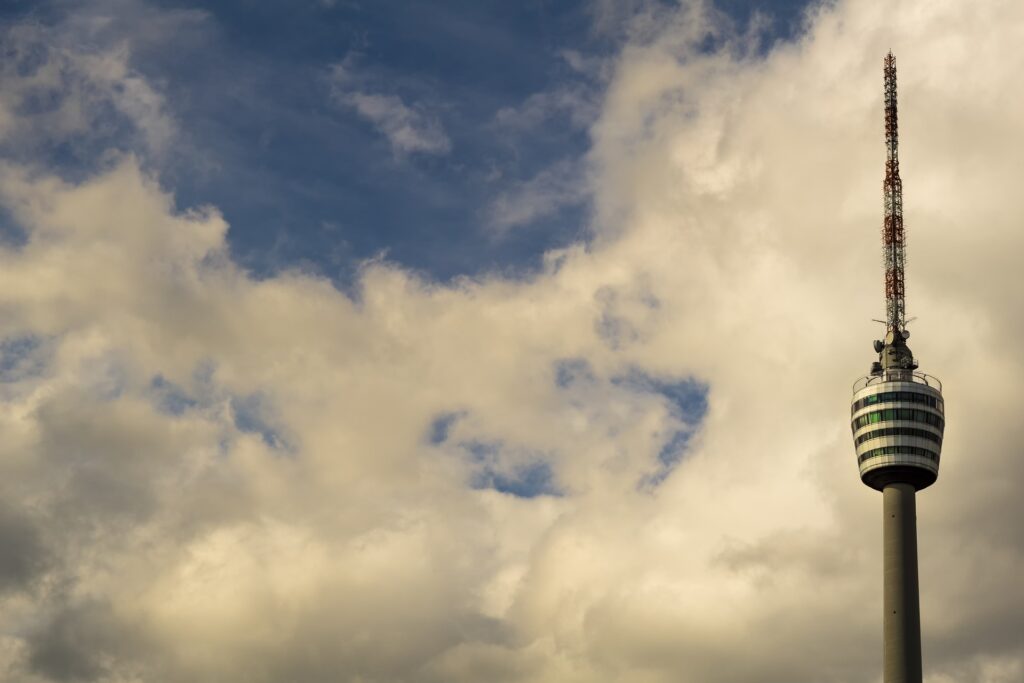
[851, 371, 943, 491]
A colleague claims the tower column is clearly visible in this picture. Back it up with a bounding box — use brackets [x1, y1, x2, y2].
[883, 482, 922, 683]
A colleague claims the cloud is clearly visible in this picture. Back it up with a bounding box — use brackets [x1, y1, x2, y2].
[343, 92, 451, 155]
[586, 0, 668, 40]
[0, 502, 50, 593]
[487, 51, 604, 235]
[486, 158, 588, 233]
[330, 64, 451, 157]
[0, 6, 182, 163]
[1, 0, 1024, 681]
[494, 84, 599, 131]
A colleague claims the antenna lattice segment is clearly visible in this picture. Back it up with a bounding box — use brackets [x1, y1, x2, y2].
[883, 52, 906, 332]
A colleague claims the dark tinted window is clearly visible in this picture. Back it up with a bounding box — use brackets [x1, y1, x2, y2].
[855, 427, 943, 446]
[858, 445, 939, 464]
[853, 391, 943, 414]
[852, 409, 945, 432]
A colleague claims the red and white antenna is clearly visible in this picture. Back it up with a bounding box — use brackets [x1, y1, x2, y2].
[882, 52, 906, 333]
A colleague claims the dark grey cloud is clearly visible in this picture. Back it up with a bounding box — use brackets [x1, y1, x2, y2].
[0, 502, 49, 593]
[27, 600, 126, 682]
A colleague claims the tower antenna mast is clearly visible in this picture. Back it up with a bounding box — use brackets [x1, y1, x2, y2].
[883, 52, 906, 333]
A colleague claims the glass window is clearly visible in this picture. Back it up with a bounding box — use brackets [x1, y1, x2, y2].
[858, 444, 938, 464]
[856, 427, 942, 446]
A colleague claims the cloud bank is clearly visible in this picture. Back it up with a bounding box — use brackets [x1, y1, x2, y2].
[1, 1, 1023, 682]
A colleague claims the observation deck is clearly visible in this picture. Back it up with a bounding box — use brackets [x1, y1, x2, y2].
[851, 370, 944, 491]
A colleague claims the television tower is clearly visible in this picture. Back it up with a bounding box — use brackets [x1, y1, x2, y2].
[850, 53, 946, 683]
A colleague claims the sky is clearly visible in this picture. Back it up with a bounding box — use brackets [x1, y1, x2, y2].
[0, 0, 1023, 682]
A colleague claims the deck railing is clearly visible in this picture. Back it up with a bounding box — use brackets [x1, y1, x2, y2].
[853, 370, 942, 393]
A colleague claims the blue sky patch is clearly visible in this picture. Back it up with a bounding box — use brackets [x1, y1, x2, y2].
[148, 375, 198, 416]
[471, 460, 561, 499]
[230, 392, 288, 450]
[458, 439, 561, 498]
[427, 411, 463, 445]
[641, 428, 699, 489]
[0, 335, 47, 383]
[613, 370, 709, 424]
[0, 205, 27, 249]
[553, 357, 594, 388]
[0, 0, 815, 288]
[612, 369, 709, 486]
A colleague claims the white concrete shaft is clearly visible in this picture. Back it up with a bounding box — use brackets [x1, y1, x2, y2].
[883, 483, 922, 683]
